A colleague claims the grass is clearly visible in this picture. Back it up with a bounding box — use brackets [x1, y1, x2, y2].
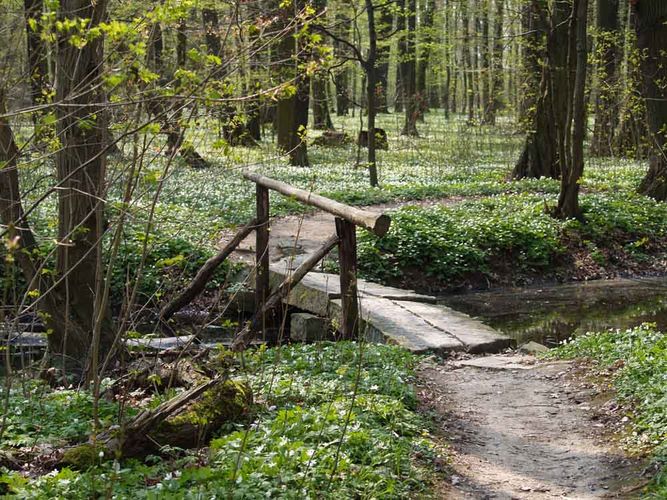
[548, 324, 667, 498]
[0, 342, 444, 498]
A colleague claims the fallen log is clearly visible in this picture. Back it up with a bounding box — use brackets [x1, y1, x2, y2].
[61, 376, 252, 465]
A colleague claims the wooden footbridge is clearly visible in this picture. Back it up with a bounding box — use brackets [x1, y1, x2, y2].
[160, 172, 511, 354]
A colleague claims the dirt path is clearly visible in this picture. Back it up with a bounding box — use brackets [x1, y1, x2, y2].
[419, 354, 644, 499]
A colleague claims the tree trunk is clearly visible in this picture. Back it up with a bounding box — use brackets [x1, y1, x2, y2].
[395, 0, 406, 112]
[634, 1, 667, 200]
[479, 2, 491, 122]
[376, 3, 393, 113]
[461, 0, 475, 122]
[401, 0, 418, 135]
[366, 0, 379, 187]
[416, 0, 435, 117]
[557, 0, 589, 219]
[333, 13, 350, 116]
[312, 78, 333, 129]
[311, 0, 333, 130]
[512, 0, 568, 180]
[24, 0, 49, 111]
[517, 0, 545, 128]
[276, 2, 310, 167]
[590, 0, 621, 156]
[484, 0, 504, 124]
[53, 0, 114, 373]
[202, 8, 222, 59]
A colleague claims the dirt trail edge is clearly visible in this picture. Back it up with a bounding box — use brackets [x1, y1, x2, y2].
[419, 354, 645, 499]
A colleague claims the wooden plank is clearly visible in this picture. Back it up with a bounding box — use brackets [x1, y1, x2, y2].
[243, 171, 391, 236]
[160, 218, 258, 321]
[336, 218, 359, 339]
[255, 185, 270, 338]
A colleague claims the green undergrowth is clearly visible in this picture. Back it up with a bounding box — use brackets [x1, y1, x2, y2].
[0, 381, 129, 448]
[356, 192, 667, 291]
[547, 324, 667, 498]
[3, 112, 653, 308]
[0, 342, 444, 498]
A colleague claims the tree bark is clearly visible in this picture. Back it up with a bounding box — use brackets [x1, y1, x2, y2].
[311, 0, 334, 130]
[401, 0, 419, 135]
[634, 1, 667, 200]
[376, 3, 393, 113]
[53, 0, 114, 372]
[395, 0, 406, 112]
[517, 0, 545, 127]
[416, 0, 436, 117]
[590, 0, 621, 156]
[512, 0, 568, 180]
[461, 0, 475, 122]
[276, 1, 310, 166]
[334, 13, 350, 116]
[24, 0, 49, 111]
[557, 0, 589, 219]
[484, 0, 504, 124]
[366, 0, 379, 186]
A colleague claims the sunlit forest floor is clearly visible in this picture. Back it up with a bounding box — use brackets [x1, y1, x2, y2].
[2, 111, 665, 497]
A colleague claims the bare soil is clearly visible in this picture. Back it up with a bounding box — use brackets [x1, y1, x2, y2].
[418, 354, 646, 499]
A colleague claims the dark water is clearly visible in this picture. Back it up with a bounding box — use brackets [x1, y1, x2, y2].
[440, 277, 667, 346]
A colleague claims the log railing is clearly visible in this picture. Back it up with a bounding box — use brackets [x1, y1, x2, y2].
[160, 171, 391, 351]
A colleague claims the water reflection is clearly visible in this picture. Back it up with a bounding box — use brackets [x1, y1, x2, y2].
[440, 278, 667, 346]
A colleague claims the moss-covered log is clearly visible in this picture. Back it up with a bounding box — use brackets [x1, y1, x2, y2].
[61, 378, 252, 467]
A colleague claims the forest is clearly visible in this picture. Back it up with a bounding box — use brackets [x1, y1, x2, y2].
[0, 0, 666, 497]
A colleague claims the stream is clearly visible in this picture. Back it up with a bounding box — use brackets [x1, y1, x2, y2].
[439, 277, 667, 346]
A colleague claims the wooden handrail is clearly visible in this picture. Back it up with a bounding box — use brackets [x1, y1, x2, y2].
[243, 171, 391, 237]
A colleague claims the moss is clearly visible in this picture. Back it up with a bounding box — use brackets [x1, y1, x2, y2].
[151, 379, 253, 448]
[61, 443, 107, 470]
[170, 379, 252, 426]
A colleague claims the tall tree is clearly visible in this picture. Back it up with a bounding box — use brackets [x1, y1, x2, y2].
[365, 0, 380, 186]
[333, 12, 350, 116]
[484, 0, 504, 124]
[401, 0, 419, 135]
[276, 0, 310, 166]
[311, 0, 334, 129]
[461, 0, 474, 122]
[53, 0, 114, 372]
[376, 2, 393, 113]
[556, 0, 590, 219]
[590, 0, 621, 156]
[24, 0, 49, 112]
[634, 1, 667, 200]
[512, 0, 569, 180]
[416, 0, 436, 116]
[395, 0, 407, 112]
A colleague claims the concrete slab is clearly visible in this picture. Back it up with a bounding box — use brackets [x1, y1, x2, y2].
[395, 301, 513, 354]
[269, 268, 510, 355]
[454, 355, 538, 370]
[126, 335, 196, 351]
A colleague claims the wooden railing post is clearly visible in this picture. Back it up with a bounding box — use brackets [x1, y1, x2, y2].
[335, 217, 359, 339]
[255, 185, 270, 338]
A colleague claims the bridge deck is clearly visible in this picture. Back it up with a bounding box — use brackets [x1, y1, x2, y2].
[270, 266, 512, 354]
